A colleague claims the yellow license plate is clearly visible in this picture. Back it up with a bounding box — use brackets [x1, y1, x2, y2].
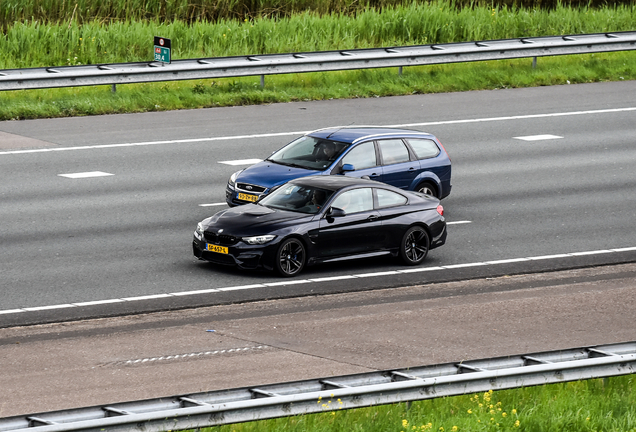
[207, 244, 228, 254]
[238, 192, 259, 202]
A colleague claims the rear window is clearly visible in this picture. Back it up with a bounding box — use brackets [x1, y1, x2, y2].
[407, 138, 440, 160]
[376, 188, 408, 208]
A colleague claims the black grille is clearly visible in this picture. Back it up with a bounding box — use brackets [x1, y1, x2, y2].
[237, 183, 266, 193]
[203, 232, 239, 246]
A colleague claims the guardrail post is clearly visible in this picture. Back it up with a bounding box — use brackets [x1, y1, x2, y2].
[398, 66, 403, 76]
[111, 84, 116, 93]
[260, 75, 265, 88]
[532, 57, 537, 69]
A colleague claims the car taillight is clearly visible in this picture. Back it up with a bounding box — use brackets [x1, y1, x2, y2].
[437, 205, 444, 216]
[437, 139, 451, 161]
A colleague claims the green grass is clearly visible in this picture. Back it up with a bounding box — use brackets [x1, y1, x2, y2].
[1, 0, 633, 28]
[2, 3, 635, 68]
[198, 375, 636, 432]
[0, 2, 634, 120]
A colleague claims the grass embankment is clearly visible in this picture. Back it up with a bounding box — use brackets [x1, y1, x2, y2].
[0, 2, 635, 120]
[200, 376, 636, 432]
[0, 1, 635, 121]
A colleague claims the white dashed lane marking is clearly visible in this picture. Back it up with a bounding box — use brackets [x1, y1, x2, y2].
[219, 159, 262, 166]
[58, 171, 114, 179]
[513, 134, 563, 141]
[199, 203, 227, 207]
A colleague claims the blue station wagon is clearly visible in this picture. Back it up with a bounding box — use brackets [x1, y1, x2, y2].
[226, 126, 451, 206]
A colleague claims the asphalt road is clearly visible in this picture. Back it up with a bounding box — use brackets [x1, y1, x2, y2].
[1, 81, 636, 327]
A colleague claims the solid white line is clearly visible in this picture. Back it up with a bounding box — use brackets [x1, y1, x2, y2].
[308, 275, 358, 282]
[122, 294, 173, 301]
[485, 258, 530, 265]
[23, 304, 77, 311]
[264, 280, 312, 287]
[613, 247, 636, 252]
[2, 246, 635, 316]
[570, 250, 614, 256]
[72, 299, 124, 306]
[2, 107, 636, 156]
[443, 262, 489, 269]
[0, 309, 25, 315]
[217, 284, 266, 291]
[170, 288, 220, 296]
[355, 271, 400, 278]
[199, 203, 227, 207]
[447, 221, 472, 225]
[528, 254, 571, 260]
[397, 266, 445, 274]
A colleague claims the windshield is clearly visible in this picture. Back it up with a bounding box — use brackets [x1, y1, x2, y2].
[268, 136, 350, 170]
[259, 184, 334, 214]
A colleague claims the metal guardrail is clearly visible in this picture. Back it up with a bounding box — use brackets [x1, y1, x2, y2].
[1, 341, 635, 432]
[0, 31, 635, 91]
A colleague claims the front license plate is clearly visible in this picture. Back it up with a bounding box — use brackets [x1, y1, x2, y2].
[238, 192, 259, 202]
[207, 244, 228, 254]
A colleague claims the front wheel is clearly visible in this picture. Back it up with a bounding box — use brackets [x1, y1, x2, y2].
[275, 238, 306, 277]
[399, 226, 430, 266]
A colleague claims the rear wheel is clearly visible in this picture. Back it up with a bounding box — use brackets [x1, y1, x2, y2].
[275, 238, 306, 277]
[416, 181, 437, 198]
[400, 226, 430, 265]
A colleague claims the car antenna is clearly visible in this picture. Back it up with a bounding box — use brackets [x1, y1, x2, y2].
[326, 122, 354, 139]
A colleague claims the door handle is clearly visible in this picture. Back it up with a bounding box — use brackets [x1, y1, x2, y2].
[367, 215, 379, 221]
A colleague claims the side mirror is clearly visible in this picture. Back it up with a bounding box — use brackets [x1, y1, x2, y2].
[327, 207, 346, 218]
[341, 163, 355, 172]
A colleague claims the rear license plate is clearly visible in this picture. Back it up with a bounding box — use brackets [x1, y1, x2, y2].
[207, 244, 228, 254]
[238, 192, 259, 202]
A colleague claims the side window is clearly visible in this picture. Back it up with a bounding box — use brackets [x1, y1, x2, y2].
[376, 188, 408, 208]
[331, 188, 374, 214]
[378, 139, 410, 165]
[341, 141, 377, 170]
[407, 138, 440, 160]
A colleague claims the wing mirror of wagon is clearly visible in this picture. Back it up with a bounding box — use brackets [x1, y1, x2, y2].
[341, 163, 355, 172]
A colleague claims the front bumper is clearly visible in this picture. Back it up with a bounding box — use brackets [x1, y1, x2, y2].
[225, 184, 267, 207]
[193, 236, 274, 270]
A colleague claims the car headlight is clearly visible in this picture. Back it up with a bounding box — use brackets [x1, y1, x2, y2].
[242, 235, 276, 245]
[228, 170, 243, 188]
[194, 223, 204, 241]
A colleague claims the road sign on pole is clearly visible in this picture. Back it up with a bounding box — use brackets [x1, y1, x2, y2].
[154, 36, 171, 64]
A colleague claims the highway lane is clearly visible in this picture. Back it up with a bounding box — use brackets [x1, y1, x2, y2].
[1, 81, 636, 326]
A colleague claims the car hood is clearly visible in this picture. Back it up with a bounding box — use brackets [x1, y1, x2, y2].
[202, 204, 312, 234]
[236, 160, 324, 190]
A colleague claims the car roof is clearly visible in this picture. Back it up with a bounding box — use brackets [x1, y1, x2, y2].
[288, 175, 391, 192]
[307, 126, 436, 144]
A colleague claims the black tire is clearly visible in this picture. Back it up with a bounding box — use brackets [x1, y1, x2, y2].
[399, 226, 430, 266]
[416, 181, 437, 198]
[275, 238, 306, 277]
